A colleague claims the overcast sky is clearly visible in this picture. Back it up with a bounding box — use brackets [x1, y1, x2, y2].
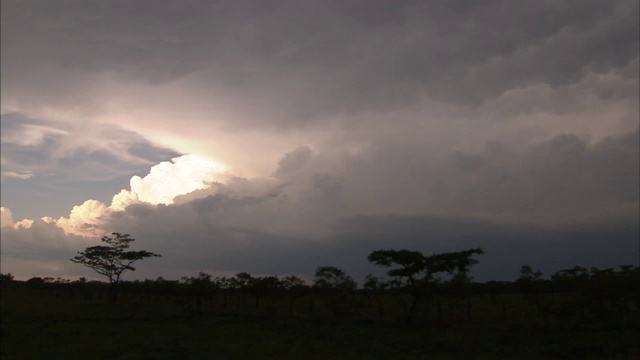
[1, 0, 638, 283]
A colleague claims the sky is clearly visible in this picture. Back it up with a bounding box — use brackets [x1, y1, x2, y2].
[1, 0, 638, 283]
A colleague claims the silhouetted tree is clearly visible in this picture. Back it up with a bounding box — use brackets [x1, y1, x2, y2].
[280, 275, 308, 314]
[518, 265, 543, 282]
[312, 266, 357, 317]
[363, 274, 389, 321]
[280, 275, 307, 290]
[312, 266, 357, 290]
[585, 266, 640, 320]
[181, 272, 217, 315]
[368, 248, 484, 325]
[517, 264, 545, 309]
[70, 232, 160, 302]
[0, 273, 14, 289]
[251, 275, 283, 312]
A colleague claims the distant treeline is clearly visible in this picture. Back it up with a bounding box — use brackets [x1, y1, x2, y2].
[4, 263, 637, 293]
[1, 263, 638, 327]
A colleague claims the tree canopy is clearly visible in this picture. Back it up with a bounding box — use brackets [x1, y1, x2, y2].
[313, 266, 357, 290]
[368, 248, 485, 285]
[368, 248, 484, 325]
[70, 232, 161, 284]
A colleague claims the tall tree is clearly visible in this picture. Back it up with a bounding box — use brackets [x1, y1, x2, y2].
[368, 248, 484, 325]
[70, 232, 160, 301]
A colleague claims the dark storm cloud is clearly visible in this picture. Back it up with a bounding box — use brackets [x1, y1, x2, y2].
[104, 201, 639, 282]
[274, 146, 313, 176]
[90, 127, 639, 281]
[328, 214, 639, 282]
[1, 1, 637, 282]
[3, 125, 637, 280]
[430, 129, 640, 223]
[2, 0, 637, 127]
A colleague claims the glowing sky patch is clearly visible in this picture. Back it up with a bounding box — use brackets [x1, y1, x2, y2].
[128, 154, 227, 205]
[2, 154, 229, 237]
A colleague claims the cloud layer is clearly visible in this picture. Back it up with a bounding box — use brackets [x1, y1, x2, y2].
[1, 1, 638, 281]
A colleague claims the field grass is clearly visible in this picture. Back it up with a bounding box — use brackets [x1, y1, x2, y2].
[1, 286, 639, 360]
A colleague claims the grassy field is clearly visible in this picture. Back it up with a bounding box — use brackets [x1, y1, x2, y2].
[1, 286, 639, 360]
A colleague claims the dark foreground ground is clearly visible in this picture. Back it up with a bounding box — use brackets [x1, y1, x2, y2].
[1, 286, 639, 360]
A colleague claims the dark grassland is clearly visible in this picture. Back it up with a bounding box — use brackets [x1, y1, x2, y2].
[1, 280, 639, 360]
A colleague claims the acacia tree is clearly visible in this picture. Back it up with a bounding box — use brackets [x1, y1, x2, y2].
[312, 266, 357, 290]
[368, 248, 483, 325]
[70, 232, 160, 301]
[363, 274, 389, 321]
[311, 266, 357, 316]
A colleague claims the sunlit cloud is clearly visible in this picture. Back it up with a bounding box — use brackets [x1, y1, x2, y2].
[0, 170, 34, 180]
[128, 154, 227, 205]
[54, 199, 108, 237]
[22, 154, 231, 236]
[1, 207, 14, 227]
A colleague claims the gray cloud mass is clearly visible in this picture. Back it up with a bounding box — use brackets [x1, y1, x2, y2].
[1, 0, 637, 281]
[2, 0, 637, 126]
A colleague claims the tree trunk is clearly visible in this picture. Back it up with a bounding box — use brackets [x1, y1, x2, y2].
[108, 282, 119, 303]
[502, 301, 507, 322]
[376, 297, 385, 321]
[308, 295, 314, 315]
[406, 294, 420, 326]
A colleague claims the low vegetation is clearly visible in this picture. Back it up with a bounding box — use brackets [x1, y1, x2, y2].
[1, 243, 638, 359]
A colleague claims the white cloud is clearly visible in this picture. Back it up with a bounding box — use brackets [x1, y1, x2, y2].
[0, 171, 34, 179]
[110, 189, 140, 212]
[129, 154, 226, 205]
[1, 207, 14, 227]
[13, 219, 34, 229]
[55, 199, 108, 237]
[11, 154, 230, 236]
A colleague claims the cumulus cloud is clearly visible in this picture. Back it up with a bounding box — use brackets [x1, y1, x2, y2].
[0, 112, 183, 221]
[0, 218, 99, 279]
[18, 154, 228, 236]
[1, 207, 14, 227]
[128, 154, 226, 205]
[2, 128, 638, 280]
[54, 200, 108, 237]
[105, 128, 639, 264]
[274, 146, 314, 177]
